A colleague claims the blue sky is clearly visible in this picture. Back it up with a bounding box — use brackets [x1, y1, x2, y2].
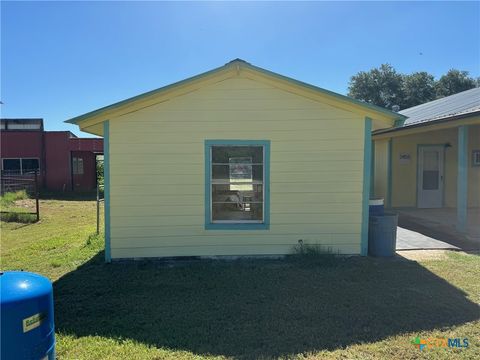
[2, 1, 479, 137]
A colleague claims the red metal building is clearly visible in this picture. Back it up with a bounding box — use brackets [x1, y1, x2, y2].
[1, 118, 103, 191]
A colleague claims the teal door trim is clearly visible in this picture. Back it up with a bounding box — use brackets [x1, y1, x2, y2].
[204, 140, 270, 230]
[457, 125, 469, 231]
[103, 121, 111, 262]
[361, 118, 372, 256]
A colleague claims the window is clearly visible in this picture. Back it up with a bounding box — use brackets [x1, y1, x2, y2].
[473, 150, 480, 167]
[2, 159, 21, 173]
[205, 140, 270, 230]
[72, 157, 84, 175]
[21, 159, 39, 174]
[1, 158, 39, 174]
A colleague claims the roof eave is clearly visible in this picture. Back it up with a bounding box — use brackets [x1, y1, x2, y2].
[244, 62, 407, 122]
[373, 109, 480, 136]
[66, 59, 406, 126]
[64, 63, 231, 125]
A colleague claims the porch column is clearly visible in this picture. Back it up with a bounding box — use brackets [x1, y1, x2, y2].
[457, 125, 468, 232]
[361, 117, 372, 256]
[103, 120, 111, 263]
[386, 138, 392, 208]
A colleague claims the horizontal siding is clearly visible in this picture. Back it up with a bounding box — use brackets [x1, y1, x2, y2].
[111, 142, 364, 154]
[111, 244, 361, 259]
[111, 192, 362, 206]
[111, 234, 361, 248]
[109, 76, 365, 257]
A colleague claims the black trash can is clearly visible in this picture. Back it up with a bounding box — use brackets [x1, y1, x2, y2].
[368, 213, 398, 257]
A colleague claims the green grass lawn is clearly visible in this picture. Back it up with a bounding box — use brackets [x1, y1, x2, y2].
[1, 197, 479, 359]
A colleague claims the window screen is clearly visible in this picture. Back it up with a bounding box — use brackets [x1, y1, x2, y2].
[211, 146, 264, 222]
[72, 157, 84, 175]
[21, 159, 39, 173]
[3, 159, 21, 173]
[422, 150, 439, 190]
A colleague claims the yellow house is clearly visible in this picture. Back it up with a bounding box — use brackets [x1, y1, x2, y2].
[373, 87, 480, 238]
[67, 59, 404, 261]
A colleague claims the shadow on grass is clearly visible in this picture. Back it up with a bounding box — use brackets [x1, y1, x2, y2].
[39, 191, 100, 202]
[54, 253, 479, 358]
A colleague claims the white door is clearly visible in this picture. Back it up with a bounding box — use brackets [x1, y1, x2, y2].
[417, 146, 444, 208]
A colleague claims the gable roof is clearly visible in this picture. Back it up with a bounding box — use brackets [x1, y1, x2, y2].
[66, 59, 405, 132]
[400, 87, 480, 127]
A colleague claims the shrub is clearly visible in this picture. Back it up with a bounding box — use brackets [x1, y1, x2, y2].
[0, 212, 37, 223]
[290, 239, 340, 267]
[0, 190, 29, 207]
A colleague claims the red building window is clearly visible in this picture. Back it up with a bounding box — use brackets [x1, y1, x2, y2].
[72, 157, 84, 175]
[2, 158, 39, 174]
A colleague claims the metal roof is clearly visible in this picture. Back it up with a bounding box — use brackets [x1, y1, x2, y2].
[399, 87, 480, 127]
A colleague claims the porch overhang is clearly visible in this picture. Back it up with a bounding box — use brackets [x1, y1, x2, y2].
[372, 112, 480, 140]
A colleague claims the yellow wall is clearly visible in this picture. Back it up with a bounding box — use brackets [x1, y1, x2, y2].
[107, 76, 368, 259]
[375, 124, 480, 208]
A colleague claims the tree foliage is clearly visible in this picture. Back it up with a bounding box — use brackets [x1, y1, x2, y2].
[435, 69, 477, 98]
[402, 72, 436, 109]
[348, 64, 404, 109]
[348, 65, 477, 110]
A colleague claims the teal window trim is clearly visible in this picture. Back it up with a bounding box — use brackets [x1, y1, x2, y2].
[205, 140, 270, 230]
[457, 126, 468, 232]
[361, 118, 372, 256]
[103, 121, 111, 263]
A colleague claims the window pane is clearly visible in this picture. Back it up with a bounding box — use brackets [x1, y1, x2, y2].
[423, 171, 439, 190]
[212, 203, 263, 221]
[212, 164, 263, 182]
[3, 159, 21, 173]
[21, 159, 39, 173]
[212, 146, 263, 164]
[422, 150, 439, 190]
[423, 151, 439, 171]
[78, 158, 84, 174]
[212, 183, 263, 203]
[210, 145, 265, 222]
[73, 157, 84, 175]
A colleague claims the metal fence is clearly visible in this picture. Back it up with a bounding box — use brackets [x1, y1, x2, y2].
[96, 183, 104, 234]
[0, 170, 40, 222]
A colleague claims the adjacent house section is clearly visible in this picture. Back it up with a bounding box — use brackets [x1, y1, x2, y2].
[373, 87, 480, 241]
[66, 59, 404, 261]
[1, 118, 103, 192]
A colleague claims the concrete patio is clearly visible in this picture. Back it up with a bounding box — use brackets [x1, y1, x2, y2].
[394, 207, 480, 251]
[396, 227, 459, 250]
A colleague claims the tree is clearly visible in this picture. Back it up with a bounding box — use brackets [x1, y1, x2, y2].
[402, 72, 436, 108]
[348, 64, 405, 110]
[435, 69, 476, 98]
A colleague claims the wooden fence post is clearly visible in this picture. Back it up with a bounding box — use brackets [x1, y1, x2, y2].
[96, 182, 100, 235]
[34, 171, 40, 222]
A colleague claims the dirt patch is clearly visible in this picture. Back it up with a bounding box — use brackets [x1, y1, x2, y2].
[397, 249, 455, 261]
[14, 199, 36, 210]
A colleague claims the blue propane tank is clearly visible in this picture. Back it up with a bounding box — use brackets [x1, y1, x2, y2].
[1, 271, 55, 360]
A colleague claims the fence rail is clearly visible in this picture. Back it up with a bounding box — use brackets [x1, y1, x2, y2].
[0, 170, 40, 222]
